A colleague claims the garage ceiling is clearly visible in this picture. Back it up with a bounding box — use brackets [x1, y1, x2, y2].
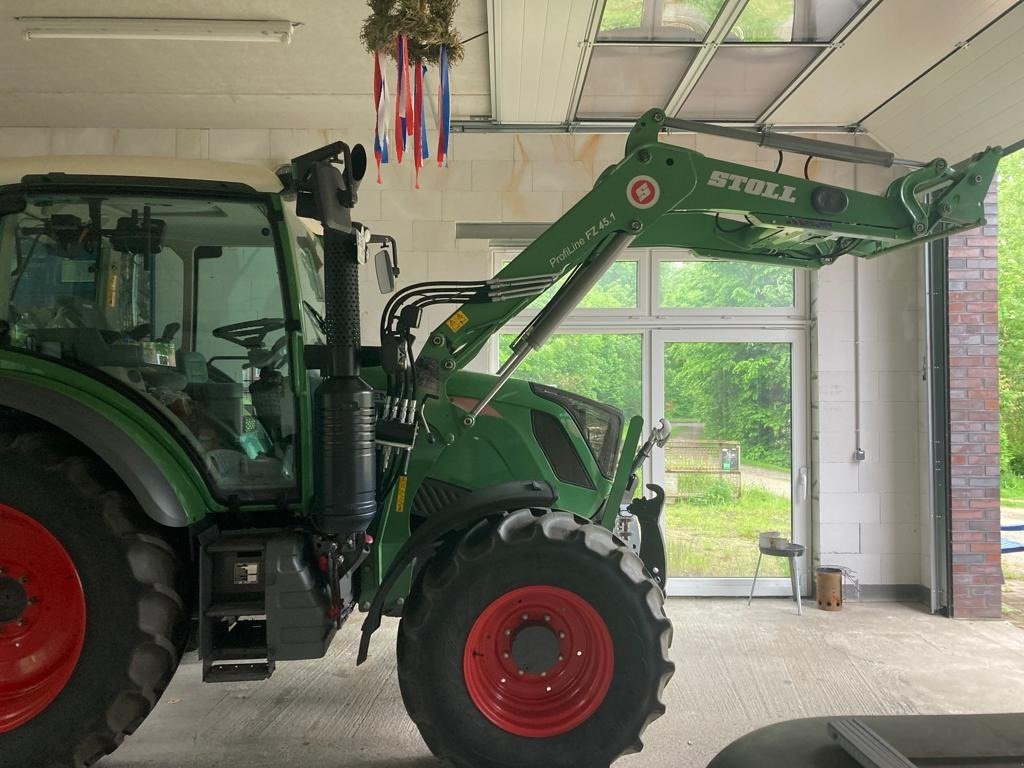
[0, 0, 490, 128]
[0, 0, 1021, 162]
[488, 0, 1024, 160]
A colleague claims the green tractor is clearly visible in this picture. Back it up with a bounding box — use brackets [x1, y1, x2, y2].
[0, 110, 999, 768]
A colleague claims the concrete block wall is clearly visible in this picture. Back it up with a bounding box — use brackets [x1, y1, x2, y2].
[948, 183, 1001, 618]
[0, 125, 931, 590]
[808, 154, 928, 592]
[810, 247, 926, 589]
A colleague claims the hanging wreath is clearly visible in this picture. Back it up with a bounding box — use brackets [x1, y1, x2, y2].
[361, 0, 464, 66]
[363, 0, 461, 186]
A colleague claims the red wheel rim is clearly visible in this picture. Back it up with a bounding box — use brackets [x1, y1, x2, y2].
[463, 585, 614, 738]
[0, 503, 86, 733]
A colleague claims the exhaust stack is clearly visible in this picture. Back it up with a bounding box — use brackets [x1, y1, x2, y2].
[292, 142, 376, 535]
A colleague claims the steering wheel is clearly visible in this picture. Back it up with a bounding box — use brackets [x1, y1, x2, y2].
[211, 318, 285, 350]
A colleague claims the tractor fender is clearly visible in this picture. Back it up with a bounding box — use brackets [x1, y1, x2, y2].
[0, 378, 192, 528]
[357, 479, 558, 664]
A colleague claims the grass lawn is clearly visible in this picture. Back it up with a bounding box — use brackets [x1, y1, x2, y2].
[1001, 472, 1024, 508]
[665, 483, 791, 578]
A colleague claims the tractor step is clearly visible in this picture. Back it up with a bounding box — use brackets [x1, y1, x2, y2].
[205, 600, 266, 618]
[197, 528, 338, 684]
[204, 662, 275, 683]
[198, 529, 273, 683]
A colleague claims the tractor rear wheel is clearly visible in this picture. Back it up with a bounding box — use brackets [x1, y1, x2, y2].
[0, 430, 187, 768]
[397, 510, 674, 768]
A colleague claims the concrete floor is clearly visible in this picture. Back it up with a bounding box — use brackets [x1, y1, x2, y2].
[99, 600, 1024, 768]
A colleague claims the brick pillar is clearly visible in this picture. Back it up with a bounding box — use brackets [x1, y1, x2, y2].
[948, 182, 1000, 618]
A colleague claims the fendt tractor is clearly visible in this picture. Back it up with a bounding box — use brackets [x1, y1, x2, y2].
[0, 109, 999, 768]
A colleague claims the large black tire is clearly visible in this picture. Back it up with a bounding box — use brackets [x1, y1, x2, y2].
[0, 430, 187, 768]
[397, 510, 674, 768]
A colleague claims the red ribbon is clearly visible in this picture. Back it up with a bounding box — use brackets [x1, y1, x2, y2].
[394, 35, 408, 164]
[413, 59, 424, 188]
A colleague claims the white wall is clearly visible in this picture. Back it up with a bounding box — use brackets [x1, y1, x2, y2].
[0, 124, 930, 588]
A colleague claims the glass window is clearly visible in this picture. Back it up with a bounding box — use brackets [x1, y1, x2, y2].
[677, 46, 818, 120]
[660, 259, 795, 308]
[728, 0, 866, 43]
[599, 0, 645, 35]
[663, 340, 792, 577]
[499, 332, 643, 418]
[502, 258, 639, 310]
[1, 192, 298, 501]
[287, 209, 326, 342]
[577, 46, 696, 119]
[599, 0, 727, 42]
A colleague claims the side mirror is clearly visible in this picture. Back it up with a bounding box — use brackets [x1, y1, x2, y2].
[370, 233, 399, 294]
[375, 249, 396, 294]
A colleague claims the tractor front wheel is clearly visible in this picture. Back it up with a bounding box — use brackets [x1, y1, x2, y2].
[397, 510, 674, 768]
[0, 430, 187, 768]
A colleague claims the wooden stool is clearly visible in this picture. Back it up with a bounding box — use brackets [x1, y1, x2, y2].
[748, 542, 806, 615]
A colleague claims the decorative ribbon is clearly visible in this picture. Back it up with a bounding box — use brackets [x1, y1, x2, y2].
[436, 45, 450, 166]
[413, 60, 427, 187]
[394, 35, 411, 163]
[420, 62, 429, 165]
[372, 50, 390, 184]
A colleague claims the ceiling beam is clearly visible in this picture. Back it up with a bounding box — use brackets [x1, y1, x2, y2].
[450, 118, 864, 134]
[565, 0, 607, 123]
[487, 0, 499, 121]
[662, 0, 751, 118]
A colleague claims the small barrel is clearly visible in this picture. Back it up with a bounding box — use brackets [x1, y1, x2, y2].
[816, 567, 843, 611]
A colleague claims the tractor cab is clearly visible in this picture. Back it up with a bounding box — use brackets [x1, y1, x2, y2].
[0, 157, 305, 502]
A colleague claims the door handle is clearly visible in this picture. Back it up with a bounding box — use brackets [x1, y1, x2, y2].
[797, 466, 808, 501]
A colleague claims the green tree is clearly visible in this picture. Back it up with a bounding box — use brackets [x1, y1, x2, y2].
[664, 341, 791, 468]
[500, 333, 643, 418]
[660, 260, 793, 307]
[1000, 151, 1024, 474]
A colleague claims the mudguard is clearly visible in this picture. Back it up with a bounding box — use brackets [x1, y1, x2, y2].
[357, 479, 558, 664]
[0, 376, 193, 527]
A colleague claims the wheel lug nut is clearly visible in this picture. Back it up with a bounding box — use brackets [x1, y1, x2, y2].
[17, 619, 27, 626]
[543, 614, 551, 622]
[502, 652, 510, 659]
[541, 671, 547, 677]
[18, 576, 28, 584]
[558, 655, 564, 661]
[517, 669, 524, 676]
[504, 629, 511, 637]
[558, 631, 566, 639]
[521, 613, 528, 621]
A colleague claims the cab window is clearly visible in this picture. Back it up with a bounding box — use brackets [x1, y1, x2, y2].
[0, 192, 298, 501]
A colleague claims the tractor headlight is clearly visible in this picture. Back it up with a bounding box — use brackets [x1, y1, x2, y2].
[530, 383, 624, 480]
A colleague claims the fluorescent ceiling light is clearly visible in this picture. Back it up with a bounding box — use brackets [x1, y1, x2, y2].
[17, 17, 300, 43]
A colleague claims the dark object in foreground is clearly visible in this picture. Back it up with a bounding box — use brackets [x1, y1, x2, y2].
[708, 713, 1024, 768]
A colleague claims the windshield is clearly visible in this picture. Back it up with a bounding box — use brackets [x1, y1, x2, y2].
[285, 207, 326, 342]
[0, 189, 299, 502]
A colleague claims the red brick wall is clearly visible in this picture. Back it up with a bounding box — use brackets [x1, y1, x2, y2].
[949, 182, 1000, 618]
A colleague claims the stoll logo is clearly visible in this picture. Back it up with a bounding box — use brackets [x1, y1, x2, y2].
[707, 170, 797, 203]
[627, 175, 660, 209]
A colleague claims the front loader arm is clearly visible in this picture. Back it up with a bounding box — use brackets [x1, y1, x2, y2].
[420, 108, 998, 394]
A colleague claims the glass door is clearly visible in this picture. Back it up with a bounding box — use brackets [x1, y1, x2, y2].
[652, 328, 808, 597]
